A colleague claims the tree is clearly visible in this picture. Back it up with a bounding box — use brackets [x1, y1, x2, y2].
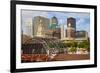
[78, 40, 90, 52]
[48, 43, 55, 48]
[69, 47, 77, 54]
[83, 40, 90, 52]
[66, 42, 72, 47]
[71, 41, 78, 48]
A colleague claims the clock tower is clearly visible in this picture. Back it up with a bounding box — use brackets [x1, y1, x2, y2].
[66, 17, 76, 40]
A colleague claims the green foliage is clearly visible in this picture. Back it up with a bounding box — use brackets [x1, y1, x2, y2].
[72, 41, 78, 47]
[47, 40, 90, 53]
[66, 42, 72, 47]
[78, 40, 90, 52]
[48, 43, 55, 48]
[69, 47, 77, 53]
[58, 42, 67, 48]
[65, 41, 78, 48]
[64, 40, 90, 52]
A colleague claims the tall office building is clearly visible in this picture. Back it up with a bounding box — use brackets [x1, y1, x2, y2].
[33, 16, 50, 37]
[61, 25, 64, 39]
[66, 17, 76, 40]
[50, 16, 58, 29]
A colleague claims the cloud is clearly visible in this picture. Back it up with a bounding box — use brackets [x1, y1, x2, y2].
[22, 10, 50, 36]
[22, 10, 48, 17]
[21, 10, 90, 36]
[77, 18, 86, 25]
[66, 12, 90, 19]
[76, 18, 90, 34]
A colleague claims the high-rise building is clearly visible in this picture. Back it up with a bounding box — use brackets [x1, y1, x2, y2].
[51, 16, 58, 24]
[50, 16, 58, 29]
[66, 17, 76, 40]
[33, 16, 50, 37]
[61, 25, 64, 39]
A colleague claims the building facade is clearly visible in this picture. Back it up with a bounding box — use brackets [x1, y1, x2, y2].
[75, 31, 88, 41]
[53, 28, 61, 39]
[33, 16, 50, 37]
[66, 17, 76, 40]
[61, 25, 65, 39]
[50, 16, 58, 29]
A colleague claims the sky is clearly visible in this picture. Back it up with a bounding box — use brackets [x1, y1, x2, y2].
[21, 10, 90, 37]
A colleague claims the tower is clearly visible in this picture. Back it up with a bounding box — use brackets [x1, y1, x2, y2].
[61, 25, 64, 39]
[50, 16, 58, 29]
[36, 18, 45, 37]
[33, 16, 50, 37]
[66, 17, 76, 40]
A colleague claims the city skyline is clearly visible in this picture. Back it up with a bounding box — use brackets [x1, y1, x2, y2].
[21, 10, 90, 37]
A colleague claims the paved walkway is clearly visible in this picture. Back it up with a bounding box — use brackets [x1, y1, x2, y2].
[52, 54, 90, 61]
